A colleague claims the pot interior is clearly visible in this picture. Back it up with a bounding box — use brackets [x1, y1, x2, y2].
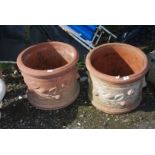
[90, 44, 145, 77]
[22, 43, 75, 70]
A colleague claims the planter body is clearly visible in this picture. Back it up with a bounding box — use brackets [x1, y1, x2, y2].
[86, 43, 149, 114]
[17, 42, 80, 110]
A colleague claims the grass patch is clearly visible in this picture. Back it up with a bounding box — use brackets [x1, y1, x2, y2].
[0, 63, 12, 71]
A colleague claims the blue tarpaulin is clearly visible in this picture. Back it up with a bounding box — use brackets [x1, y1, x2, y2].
[69, 25, 97, 41]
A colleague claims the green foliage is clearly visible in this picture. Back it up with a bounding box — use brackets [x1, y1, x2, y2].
[0, 63, 11, 71]
[77, 59, 85, 69]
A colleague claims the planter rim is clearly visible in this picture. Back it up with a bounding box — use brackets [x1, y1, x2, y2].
[17, 41, 79, 78]
[86, 43, 149, 84]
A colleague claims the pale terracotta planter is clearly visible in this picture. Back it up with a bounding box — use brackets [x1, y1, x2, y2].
[86, 43, 149, 114]
[17, 41, 80, 110]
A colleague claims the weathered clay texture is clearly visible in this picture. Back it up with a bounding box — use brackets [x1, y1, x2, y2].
[86, 43, 149, 114]
[17, 41, 80, 110]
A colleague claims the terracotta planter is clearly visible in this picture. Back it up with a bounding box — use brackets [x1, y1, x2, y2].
[86, 43, 149, 114]
[17, 41, 80, 110]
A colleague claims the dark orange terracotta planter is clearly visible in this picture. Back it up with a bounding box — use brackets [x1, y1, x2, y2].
[17, 41, 80, 110]
[86, 43, 149, 114]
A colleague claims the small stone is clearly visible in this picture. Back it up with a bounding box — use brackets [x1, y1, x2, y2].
[123, 76, 130, 80]
[14, 70, 18, 74]
[84, 120, 87, 123]
[80, 77, 87, 82]
[105, 114, 109, 117]
[139, 117, 143, 120]
[115, 118, 118, 121]
[56, 110, 59, 113]
[115, 75, 120, 79]
[18, 96, 22, 100]
[47, 69, 53, 72]
[122, 119, 130, 123]
[80, 114, 84, 118]
[77, 122, 81, 126]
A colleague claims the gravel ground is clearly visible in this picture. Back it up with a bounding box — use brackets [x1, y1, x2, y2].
[1, 63, 155, 129]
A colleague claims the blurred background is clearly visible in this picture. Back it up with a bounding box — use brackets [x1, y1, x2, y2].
[0, 25, 154, 61]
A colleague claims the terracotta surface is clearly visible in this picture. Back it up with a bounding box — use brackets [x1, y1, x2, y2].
[86, 43, 149, 114]
[17, 41, 80, 110]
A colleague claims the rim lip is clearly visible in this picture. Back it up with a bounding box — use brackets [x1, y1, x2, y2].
[17, 41, 79, 77]
[86, 43, 149, 84]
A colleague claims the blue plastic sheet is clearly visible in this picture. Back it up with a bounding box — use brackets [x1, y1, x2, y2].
[69, 25, 97, 41]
